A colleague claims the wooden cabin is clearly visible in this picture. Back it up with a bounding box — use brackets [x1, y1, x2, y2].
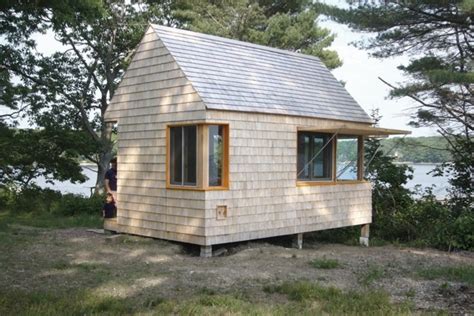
[104, 25, 409, 257]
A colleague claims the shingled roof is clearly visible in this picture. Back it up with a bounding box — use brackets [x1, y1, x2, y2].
[151, 24, 372, 123]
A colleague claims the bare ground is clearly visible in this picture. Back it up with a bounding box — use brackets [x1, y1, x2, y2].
[1, 227, 473, 314]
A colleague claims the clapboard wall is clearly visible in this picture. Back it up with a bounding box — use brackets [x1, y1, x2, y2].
[105, 27, 208, 245]
[203, 110, 372, 246]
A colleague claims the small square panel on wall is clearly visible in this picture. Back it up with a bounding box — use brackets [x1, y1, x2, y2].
[216, 205, 227, 220]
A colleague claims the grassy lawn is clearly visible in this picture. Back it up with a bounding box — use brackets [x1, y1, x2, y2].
[0, 211, 102, 230]
[0, 285, 419, 316]
[0, 212, 470, 315]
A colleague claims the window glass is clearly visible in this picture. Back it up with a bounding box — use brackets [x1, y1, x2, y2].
[170, 126, 182, 185]
[170, 125, 196, 186]
[297, 134, 311, 179]
[208, 125, 224, 186]
[336, 136, 358, 180]
[183, 125, 197, 185]
[297, 132, 333, 181]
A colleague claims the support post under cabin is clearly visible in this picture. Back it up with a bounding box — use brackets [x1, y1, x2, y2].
[200, 245, 212, 258]
[360, 224, 370, 247]
[292, 233, 303, 249]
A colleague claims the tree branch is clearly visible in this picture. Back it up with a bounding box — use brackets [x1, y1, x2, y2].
[378, 77, 474, 131]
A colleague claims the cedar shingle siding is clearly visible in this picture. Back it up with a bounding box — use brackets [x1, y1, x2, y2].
[105, 25, 373, 246]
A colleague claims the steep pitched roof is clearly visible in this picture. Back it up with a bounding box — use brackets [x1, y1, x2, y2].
[151, 24, 372, 123]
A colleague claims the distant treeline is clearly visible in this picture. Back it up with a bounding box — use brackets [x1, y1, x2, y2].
[380, 136, 451, 163]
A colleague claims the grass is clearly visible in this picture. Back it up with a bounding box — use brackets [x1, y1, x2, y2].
[309, 257, 340, 269]
[0, 211, 102, 230]
[0, 281, 419, 316]
[357, 264, 386, 287]
[0, 211, 102, 249]
[264, 281, 414, 315]
[0, 212, 456, 315]
[417, 265, 474, 286]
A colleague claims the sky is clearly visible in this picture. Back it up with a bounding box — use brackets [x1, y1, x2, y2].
[1, 3, 437, 137]
[317, 18, 435, 137]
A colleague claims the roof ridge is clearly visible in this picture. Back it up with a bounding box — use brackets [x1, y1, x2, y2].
[150, 24, 323, 64]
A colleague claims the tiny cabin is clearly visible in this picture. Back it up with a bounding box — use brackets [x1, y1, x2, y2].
[104, 25, 408, 257]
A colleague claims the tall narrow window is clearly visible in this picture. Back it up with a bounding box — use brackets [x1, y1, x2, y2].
[208, 125, 224, 186]
[170, 125, 197, 186]
[297, 132, 333, 181]
[336, 136, 359, 180]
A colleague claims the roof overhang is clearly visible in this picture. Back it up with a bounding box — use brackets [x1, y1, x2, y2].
[299, 124, 411, 137]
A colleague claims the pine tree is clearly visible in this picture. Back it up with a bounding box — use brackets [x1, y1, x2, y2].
[319, 0, 473, 213]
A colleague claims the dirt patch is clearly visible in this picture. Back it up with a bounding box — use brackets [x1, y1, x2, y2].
[0, 227, 472, 314]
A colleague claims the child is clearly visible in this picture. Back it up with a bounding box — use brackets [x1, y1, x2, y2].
[102, 193, 116, 219]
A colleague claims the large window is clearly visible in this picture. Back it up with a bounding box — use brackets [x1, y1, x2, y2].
[167, 124, 228, 190]
[170, 125, 197, 186]
[297, 131, 364, 184]
[297, 132, 333, 181]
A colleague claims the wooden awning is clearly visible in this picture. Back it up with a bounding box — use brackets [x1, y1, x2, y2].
[299, 124, 411, 137]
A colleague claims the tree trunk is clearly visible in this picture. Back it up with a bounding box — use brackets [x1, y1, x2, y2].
[94, 121, 115, 194]
[95, 153, 112, 194]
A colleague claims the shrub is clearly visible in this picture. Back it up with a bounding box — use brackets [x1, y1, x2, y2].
[0, 187, 104, 217]
[50, 193, 104, 216]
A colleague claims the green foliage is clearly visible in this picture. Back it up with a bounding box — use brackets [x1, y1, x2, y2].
[0, 124, 97, 190]
[0, 186, 104, 218]
[0, 211, 101, 231]
[175, 0, 342, 69]
[310, 257, 340, 269]
[0, 1, 147, 190]
[1, 0, 343, 191]
[416, 265, 474, 286]
[365, 110, 472, 250]
[365, 111, 415, 241]
[306, 225, 359, 245]
[321, 1, 473, 235]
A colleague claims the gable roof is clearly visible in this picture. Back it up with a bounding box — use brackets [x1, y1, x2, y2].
[151, 24, 372, 123]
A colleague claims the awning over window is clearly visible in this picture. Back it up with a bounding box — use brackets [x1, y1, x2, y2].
[299, 124, 411, 137]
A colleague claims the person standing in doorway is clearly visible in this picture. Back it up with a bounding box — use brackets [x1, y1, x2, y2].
[105, 157, 117, 204]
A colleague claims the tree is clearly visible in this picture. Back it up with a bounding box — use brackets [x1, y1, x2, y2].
[0, 0, 105, 190]
[0, 124, 97, 190]
[364, 110, 415, 240]
[175, 0, 342, 69]
[1, 0, 342, 192]
[1, 1, 148, 191]
[319, 0, 473, 211]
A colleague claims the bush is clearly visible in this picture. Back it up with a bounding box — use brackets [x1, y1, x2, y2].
[0, 187, 105, 217]
[50, 193, 104, 216]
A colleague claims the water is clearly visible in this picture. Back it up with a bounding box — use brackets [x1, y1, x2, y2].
[35, 164, 450, 199]
[34, 165, 98, 196]
[404, 163, 450, 199]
